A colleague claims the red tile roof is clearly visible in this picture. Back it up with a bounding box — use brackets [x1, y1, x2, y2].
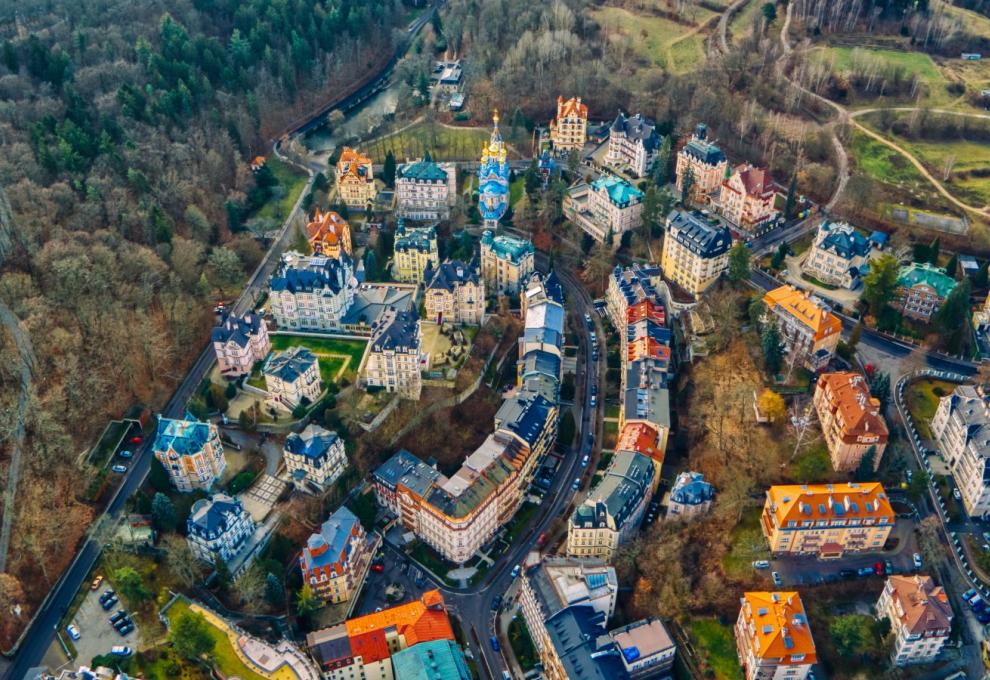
[345, 590, 454, 664]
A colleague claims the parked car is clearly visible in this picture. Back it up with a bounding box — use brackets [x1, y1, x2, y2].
[117, 623, 134, 637]
[100, 595, 118, 611]
[873, 561, 885, 576]
[590, 384, 598, 396]
[129, 436, 143, 445]
[112, 615, 132, 631]
[857, 567, 874, 577]
[491, 594, 502, 611]
[370, 563, 383, 573]
[536, 532, 547, 548]
[772, 571, 782, 586]
[66, 624, 81, 641]
[969, 595, 985, 612]
[581, 455, 589, 468]
[90, 575, 103, 591]
[963, 589, 979, 603]
[590, 395, 597, 408]
[510, 564, 522, 578]
[118, 450, 133, 459]
[111, 646, 132, 657]
[752, 560, 770, 570]
[977, 609, 990, 624]
[885, 560, 894, 575]
[572, 478, 581, 491]
[109, 611, 127, 625]
[111, 464, 128, 474]
[913, 553, 923, 570]
[490, 636, 500, 652]
[954, 488, 962, 501]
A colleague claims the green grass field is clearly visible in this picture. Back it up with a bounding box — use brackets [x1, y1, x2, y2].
[364, 123, 491, 163]
[591, 6, 714, 73]
[269, 335, 368, 384]
[823, 46, 942, 81]
[689, 619, 745, 680]
[164, 601, 267, 680]
[729, 0, 762, 45]
[905, 378, 956, 439]
[254, 157, 308, 222]
[722, 507, 771, 579]
[849, 130, 927, 185]
[892, 137, 990, 206]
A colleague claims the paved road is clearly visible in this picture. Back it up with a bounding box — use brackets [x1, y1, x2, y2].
[3, 151, 314, 680]
[433, 258, 602, 679]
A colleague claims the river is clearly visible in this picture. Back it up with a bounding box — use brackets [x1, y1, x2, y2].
[301, 83, 402, 153]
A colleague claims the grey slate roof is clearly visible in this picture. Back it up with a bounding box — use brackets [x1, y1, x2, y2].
[211, 313, 264, 348]
[667, 209, 733, 259]
[817, 221, 871, 260]
[264, 346, 318, 383]
[426, 259, 480, 292]
[370, 308, 420, 353]
[610, 112, 661, 152]
[285, 423, 340, 461]
[301, 505, 360, 573]
[374, 449, 443, 497]
[546, 606, 629, 680]
[395, 222, 438, 253]
[670, 471, 715, 506]
[495, 393, 554, 448]
[572, 451, 655, 531]
[681, 123, 726, 165]
[270, 254, 352, 295]
[187, 493, 245, 538]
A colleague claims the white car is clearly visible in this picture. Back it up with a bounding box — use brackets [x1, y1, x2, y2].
[953, 488, 962, 501]
[913, 553, 923, 569]
[752, 560, 771, 570]
[111, 646, 132, 657]
[111, 464, 128, 474]
[66, 624, 81, 641]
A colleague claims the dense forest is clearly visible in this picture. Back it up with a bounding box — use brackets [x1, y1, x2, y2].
[0, 0, 405, 646]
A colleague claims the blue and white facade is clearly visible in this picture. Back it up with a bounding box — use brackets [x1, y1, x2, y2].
[478, 111, 510, 227]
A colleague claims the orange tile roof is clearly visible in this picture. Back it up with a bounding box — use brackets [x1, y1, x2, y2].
[740, 592, 817, 663]
[337, 147, 373, 179]
[815, 372, 889, 443]
[766, 482, 894, 526]
[616, 422, 662, 462]
[556, 95, 588, 120]
[627, 337, 671, 364]
[885, 575, 952, 636]
[763, 285, 842, 342]
[306, 209, 350, 246]
[626, 299, 665, 326]
[345, 590, 454, 664]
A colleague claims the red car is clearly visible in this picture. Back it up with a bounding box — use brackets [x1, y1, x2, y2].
[536, 532, 547, 548]
[370, 563, 384, 573]
[873, 561, 884, 576]
[129, 436, 143, 445]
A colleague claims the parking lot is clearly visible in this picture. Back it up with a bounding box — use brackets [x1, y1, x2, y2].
[68, 583, 141, 663]
[351, 541, 431, 617]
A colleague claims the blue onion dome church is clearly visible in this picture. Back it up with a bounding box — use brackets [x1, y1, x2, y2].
[478, 110, 510, 227]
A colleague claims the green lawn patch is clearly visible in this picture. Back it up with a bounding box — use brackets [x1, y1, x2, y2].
[800, 272, 840, 290]
[269, 335, 368, 384]
[904, 378, 955, 440]
[824, 47, 942, 82]
[689, 618, 744, 680]
[508, 615, 538, 672]
[364, 122, 492, 163]
[605, 404, 620, 419]
[722, 506, 770, 579]
[505, 501, 539, 544]
[509, 178, 524, 207]
[253, 157, 308, 223]
[590, 6, 715, 73]
[164, 600, 268, 680]
[850, 130, 926, 185]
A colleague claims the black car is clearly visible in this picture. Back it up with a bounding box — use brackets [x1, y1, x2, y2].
[491, 594, 502, 611]
[113, 616, 132, 631]
[100, 595, 119, 611]
[99, 589, 116, 603]
[117, 622, 134, 637]
[109, 610, 127, 625]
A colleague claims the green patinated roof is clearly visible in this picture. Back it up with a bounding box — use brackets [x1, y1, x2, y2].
[897, 262, 958, 298]
[398, 158, 449, 183]
[590, 175, 643, 207]
[481, 230, 534, 265]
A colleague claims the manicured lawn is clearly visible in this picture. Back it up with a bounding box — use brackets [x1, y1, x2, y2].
[590, 6, 715, 73]
[269, 335, 368, 383]
[689, 618, 744, 680]
[165, 600, 268, 680]
[508, 615, 538, 671]
[722, 507, 770, 579]
[253, 157, 308, 223]
[363, 122, 492, 163]
[823, 47, 942, 83]
[509, 177, 524, 207]
[904, 378, 955, 440]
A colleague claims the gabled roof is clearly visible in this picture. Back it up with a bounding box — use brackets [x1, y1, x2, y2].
[270, 253, 352, 295]
[285, 423, 340, 460]
[211, 313, 264, 348]
[730, 164, 775, 198]
[344, 591, 455, 665]
[188, 493, 245, 537]
[610, 112, 661, 152]
[739, 592, 817, 663]
[572, 451, 655, 531]
[897, 262, 958, 298]
[481, 230, 534, 264]
[670, 471, 715, 506]
[814, 221, 871, 260]
[681, 123, 726, 166]
[545, 606, 628, 680]
[395, 222, 438, 253]
[666, 209, 733, 258]
[884, 575, 952, 636]
[306, 209, 350, 247]
[154, 416, 216, 457]
[397, 158, 449, 183]
[615, 422, 661, 460]
[370, 308, 420, 353]
[556, 95, 588, 121]
[264, 346, 319, 383]
[763, 285, 842, 342]
[766, 482, 894, 525]
[374, 449, 445, 498]
[815, 372, 888, 442]
[301, 505, 360, 575]
[336, 147, 373, 180]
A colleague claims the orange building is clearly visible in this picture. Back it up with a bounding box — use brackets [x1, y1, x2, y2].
[813, 372, 889, 472]
[735, 592, 817, 680]
[306, 208, 352, 258]
[335, 147, 377, 209]
[762, 285, 842, 370]
[761, 482, 894, 558]
[549, 96, 588, 151]
[307, 590, 455, 679]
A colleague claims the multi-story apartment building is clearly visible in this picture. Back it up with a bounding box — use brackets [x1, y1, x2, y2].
[211, 313, 270, 377]
[616, 421, 665, 475]
[549, 95, 588, 152]
[300, 505, 379, 604]
[876, 575, 952, 666]
[306, 591, 455, 680]
[372, 290, 563, 563]
[269, 251, 355, 332]
[520, 558, 619, 663]
[931, 385, 990, 518]
[391, 639, 471, 680]
[334, 147, 376, 209]
[153, 416, 227, 493]
[395, 157, 456, 221]
[567, 450, 656, 561]
[761, 482, 894, 558]
[718, 164, 778, 232]
[424, 259, 485, 326]
[392, 222, 439, 284]
[283, 424, 347, 491]
[605, 263, 663, 331]
[606, 112, 661, 177]
[563, 175, 644, 244]
[620, 359, 671, 452]
[803, 221, 873, 289]
[305, 208, 352, 258]
[661, 209, 733, 295]
[813, 372, 889, 472]
[667, 471, 715, 520]
[735, 592, 817, 680]
[521, 270, 565, 318]
[263, 346, 322, 411]
[762, 285, 842, 370]
[186, 493, 256, 568]
[676, 123, 729, 202]
[894, 262, 958, 322]
[480, 229, 535, 295]
[609, 618, 678, 680]
[360, 308, 423, 400]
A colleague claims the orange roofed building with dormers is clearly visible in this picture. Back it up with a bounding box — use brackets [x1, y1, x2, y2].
[735, 591, 817, 680]
[549, 95, 588, 152]
[813, 371, 889, 473]
[762, 285, 842, 371]
[616, 421, 664, 475]
[306, 208, 352, 259]
[335, 147, 377, 209]
[306, 590, 455, 679]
